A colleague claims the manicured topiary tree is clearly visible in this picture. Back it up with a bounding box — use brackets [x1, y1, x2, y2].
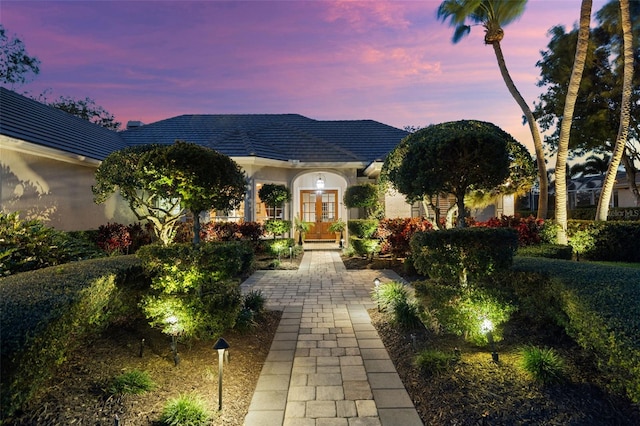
[93, 141, 246, 245]
[385, 120, 512, 228]
[344, 183, 379, 219]
[258, 184, 291, 219]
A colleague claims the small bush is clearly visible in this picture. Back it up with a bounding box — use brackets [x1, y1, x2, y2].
[347, 219, 379, 238]
[263, 238, 294, 258]
[160, 393, 212, 426]
[238, 221, 264, 241]
[96, 222, 132, 254]
[392, 298, 423, 328]
[0, 212, 101, 276]
[200, 221, 240, 242]
[350, 237, 380, 259]
[376, 217, 433, 258]
[472, 215, 544, 246]
[243, 290, 265, 314]
[107, 369, 155, 395]
[415, 281, 515, 346]
[374, 281, 409, 312]
[415, 349, 458, 375]
[521, 346, 565, 385]
[264, 219, 291, 238]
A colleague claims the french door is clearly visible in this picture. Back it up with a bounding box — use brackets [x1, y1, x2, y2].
[300, 190, 338, 240]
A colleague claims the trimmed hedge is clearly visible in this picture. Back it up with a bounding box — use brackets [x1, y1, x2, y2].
[566, 220, 640, 262]
[410, 227, 518, 286]
[512, 257, 640, 403]
[0, 256, 144, 418]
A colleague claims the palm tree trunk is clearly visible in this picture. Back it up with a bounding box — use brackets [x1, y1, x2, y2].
[555, 0, 593, 245]
[595, 0, 633, 221]
[492, 41, 549, 219]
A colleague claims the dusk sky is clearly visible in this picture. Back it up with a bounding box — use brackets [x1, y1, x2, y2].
[2, 0, 608, 153]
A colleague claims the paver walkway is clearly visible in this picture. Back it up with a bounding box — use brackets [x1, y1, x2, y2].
[241, 250, 423, 426]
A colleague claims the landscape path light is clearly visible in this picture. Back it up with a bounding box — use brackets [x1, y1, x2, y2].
[289, 245, 293, 263]
[166, 315, 180, 366]
[481, 318, 499, 363]
[374, 277, 381, 312]
[213, 337, 230, 411]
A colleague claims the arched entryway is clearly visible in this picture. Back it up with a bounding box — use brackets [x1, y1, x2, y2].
[292, 172, 347, 241]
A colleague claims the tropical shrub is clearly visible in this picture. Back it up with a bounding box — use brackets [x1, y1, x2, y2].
[347, 219, 379, 238]
[264, 219, 291, 239]
[376, 217, 433, 258]
[137, 242, 247, 340]
[410, 227, 518, 287]
[160, 393, 212, 426]
[415, 281, 515, 346]
[96, 222, 132, 254]
[472, 215, 544, 246]
[350, 237, 380, 259]
[0, 212, 101, 275]
[200, 221, 241, 241]
[238, 221, 264, 241]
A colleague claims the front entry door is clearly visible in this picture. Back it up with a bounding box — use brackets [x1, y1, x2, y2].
[301, 190, 338, 240]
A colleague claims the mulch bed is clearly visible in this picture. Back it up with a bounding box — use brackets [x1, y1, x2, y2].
[8, 254, 640, 425]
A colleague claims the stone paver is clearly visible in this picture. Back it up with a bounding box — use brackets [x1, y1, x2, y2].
[243, 250, 423, 426]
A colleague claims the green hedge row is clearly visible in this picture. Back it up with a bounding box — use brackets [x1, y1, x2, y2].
[571, 221, 640, 262]
[512, 257, 640, 403]
[0, 256, 144, 419]
[410, 227, 518, 286]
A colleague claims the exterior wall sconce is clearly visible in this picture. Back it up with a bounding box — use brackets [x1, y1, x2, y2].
[213, 337, 230, 410]
[316, 174, 325, 190]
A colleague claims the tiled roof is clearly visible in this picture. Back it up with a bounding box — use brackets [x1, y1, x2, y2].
[120, 114, 408, 163]
[0, 87, 125, 160]
[1, 89, 408, 163]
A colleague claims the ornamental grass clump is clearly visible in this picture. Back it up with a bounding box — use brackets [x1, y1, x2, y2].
[160, 393, 212, 426]
[521, 345, 565, 385]
[107, 369, 155, 396]
[373, 281, 422, 328]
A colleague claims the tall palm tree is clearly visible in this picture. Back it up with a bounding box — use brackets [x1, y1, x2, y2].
[555, 0, 593, 244]
[596, 0, 634, 221]
[437, 0, 549, 220]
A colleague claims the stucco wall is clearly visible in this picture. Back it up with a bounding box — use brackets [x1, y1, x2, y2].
[1, 148, 136, 230]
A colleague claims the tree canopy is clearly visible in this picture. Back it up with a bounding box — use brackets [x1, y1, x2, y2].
[258, 184, 291, 219]
[0, 25, 40, 86]
[93, 141, 246, 245]
[384, 120, 513, 228]
[437, 0, 549, 220]
[46, 95, 122, 131]
[534, 0, 639, 207]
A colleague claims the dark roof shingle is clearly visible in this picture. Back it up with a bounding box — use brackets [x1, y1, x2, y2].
[0, 87, 125, 160]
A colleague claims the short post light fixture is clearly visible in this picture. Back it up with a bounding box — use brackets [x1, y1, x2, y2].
[481, 318, 499, 363]
[339, 237, 344, 249]
[166, 315, 180, 366]
[289, 245, 293, 263]
[374, 277, 381, 312]
[213, 337, 230, 411]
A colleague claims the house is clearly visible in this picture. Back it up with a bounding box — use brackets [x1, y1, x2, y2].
[1, 88, 409, 240]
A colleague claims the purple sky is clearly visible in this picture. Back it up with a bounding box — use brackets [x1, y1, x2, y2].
[2, 0, 607, 153]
